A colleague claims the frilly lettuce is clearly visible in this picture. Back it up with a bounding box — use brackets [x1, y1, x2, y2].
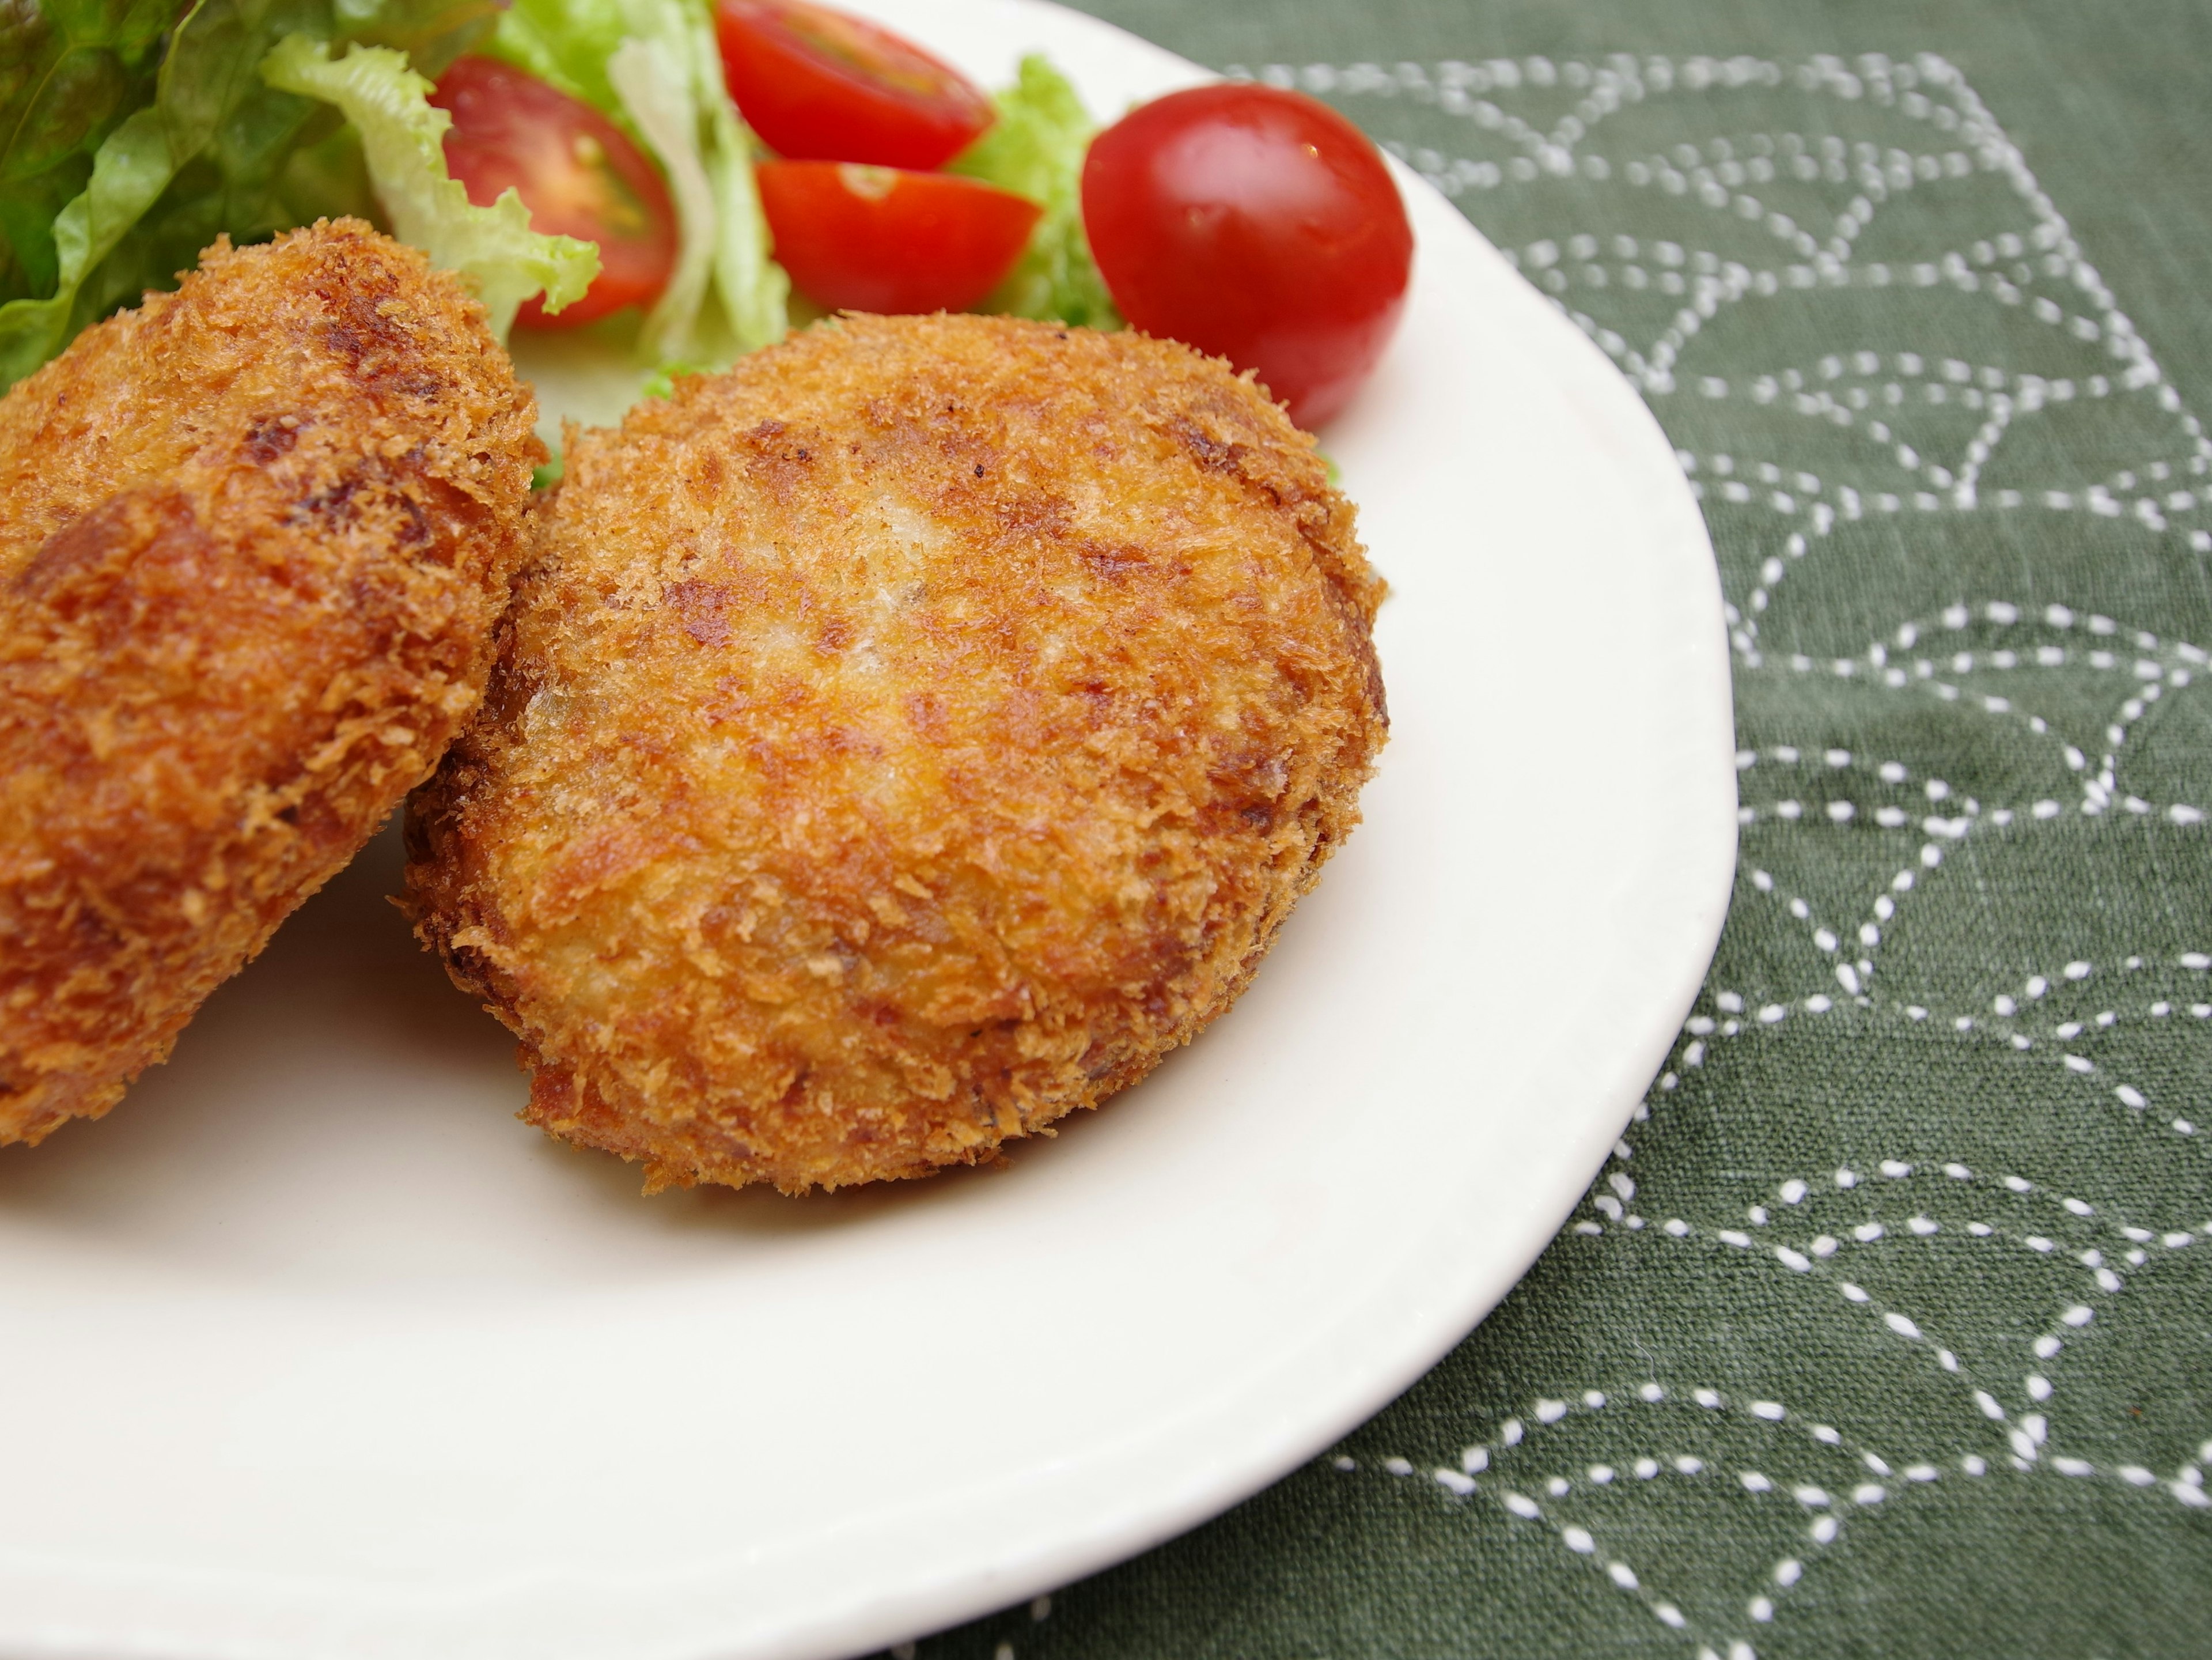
[0, 0, 308, 390]
[481, 0, 630, 119]
[0, 97, 174, 390]
[0, 0, 510, 392]
[260, 34, 599, 335]
[950, 54, 1119, 330]
[0, 0, 173, 308]
[484, 0, 785, 362]
[0, 0, 1087, 404]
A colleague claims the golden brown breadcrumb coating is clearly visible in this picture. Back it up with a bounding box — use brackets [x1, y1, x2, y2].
[406, 312, 1385, 1193]
[0, 220, 540, 1146]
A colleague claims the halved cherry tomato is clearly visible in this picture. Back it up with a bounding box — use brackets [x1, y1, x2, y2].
[431, 56, 678, 330]
[1081, 84, 1413, 428]
[714, 0, 994, 170]
[757, 161, 1039, 314]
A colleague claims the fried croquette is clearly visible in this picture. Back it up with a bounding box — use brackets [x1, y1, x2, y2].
[0, 220, 540, 1146]
[406, 312, 1386, 1194]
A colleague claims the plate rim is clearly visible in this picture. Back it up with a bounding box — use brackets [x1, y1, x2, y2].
[0, 5, 1736, 1655]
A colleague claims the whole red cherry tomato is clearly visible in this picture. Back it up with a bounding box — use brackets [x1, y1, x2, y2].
[1081, 84, 1412, 428]
[431, 57, 677, 330]
[714, 0, 994, 170]
[757, 161, 1039, 314]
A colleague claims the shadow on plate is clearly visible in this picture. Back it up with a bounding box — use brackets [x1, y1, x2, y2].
[0, 819, 1103, 1287]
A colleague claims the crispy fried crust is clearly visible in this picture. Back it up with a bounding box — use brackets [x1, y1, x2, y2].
[406, 313, 1386, 1193]
[0, 220, 540, 1145]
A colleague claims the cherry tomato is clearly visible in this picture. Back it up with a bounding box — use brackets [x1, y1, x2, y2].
[714, 0, 994, 170]
[1081, 84, 1412, 428]
[430, 56, 678, 330]
[757, 161, 1039, 314]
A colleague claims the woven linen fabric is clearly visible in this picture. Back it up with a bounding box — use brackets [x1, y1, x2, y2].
[900, 1, 2212, 1655]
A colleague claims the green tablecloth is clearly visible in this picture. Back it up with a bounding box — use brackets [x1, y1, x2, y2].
[912, 1, 2212, 1653]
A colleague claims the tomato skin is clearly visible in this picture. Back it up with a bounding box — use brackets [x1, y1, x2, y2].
[757, 162, 1040, 314]
[1081, 84, 1412, 428]
[431, 56, 678, 330]
[714, 0, 994, 170]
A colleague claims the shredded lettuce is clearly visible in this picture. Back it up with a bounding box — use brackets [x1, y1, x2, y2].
[950, 54, 1118, 330]
[609, 43, 707, 360]
[261, 34, 599, 336]
[695, 39, 785, 354]
[483, 0, 785, 362]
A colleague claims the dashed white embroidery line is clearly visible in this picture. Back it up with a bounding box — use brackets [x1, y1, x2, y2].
[1582, 1224, 2212, 1509]
[1830, 606, 2203, 783]
[1471, 1237, 2204, 1625]
[1614, 1147, 2203, 1248]
[1343, 1378, 2212, 1646]
[1549, 247, 2181, 425]
[1678, 456, 2210, 554]
[1685, 358, 2206, 517]
[1717, 603, 2210, 991]
[1647, 954, 2212, 1151]
[1225, 55, 2212, 574]
[1600, 1174, 2124, 1355]
[1238, 53, 2031, 224]
[1736, 868, 1872, 986]
[1737, 591, 2203, 725]
[1732, 790, 1991, 993]
[1364, 1379, 1920, 1646]
[1738, 843, 2212, 1017]
[1547, 245, 2154, 417]
[1671, 1203, 2192, 1419]
[1571, 1137, 2212, 1526]
[1237, 66, 2212, 607]
[1194, 47, 2212, 1654]
[1731, 604, 2203, 766]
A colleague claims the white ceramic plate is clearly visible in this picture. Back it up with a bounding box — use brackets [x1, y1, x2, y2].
[0, 5, 1734, 1656]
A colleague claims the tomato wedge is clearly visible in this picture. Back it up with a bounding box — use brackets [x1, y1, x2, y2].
[714, 0, 994, 170]
[757, 161, 1039, 314]
[431, 56, 678, 330]
[1082, 84, 1412, 428]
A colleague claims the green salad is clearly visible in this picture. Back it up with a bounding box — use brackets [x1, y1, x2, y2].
[0, 0, 1109, 399]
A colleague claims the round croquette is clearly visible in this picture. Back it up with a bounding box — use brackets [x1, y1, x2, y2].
[0, 221, 541, 1145]
[406, 313, 1386, 1193]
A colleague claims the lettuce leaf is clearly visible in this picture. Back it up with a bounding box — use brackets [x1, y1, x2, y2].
[0, 0, 293, 390]
[481, 0, 631, 119]
[261, 33, 598, 336]
[604, 22, 713, 361]
[950, 54, 1118, 330]
[331, 0, 501, 74]
[0, 0, 177, 305]
[694, 31, 783, 355]
[0, 0, 506, 393]
[483, 0, 783, 362]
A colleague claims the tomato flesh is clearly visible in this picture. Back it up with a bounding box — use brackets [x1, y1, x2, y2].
[431, 56, 678, 330]
[758, 161, 1039, 315]
[1081, 84, 1412, 428]
[714, 0, 994, 170]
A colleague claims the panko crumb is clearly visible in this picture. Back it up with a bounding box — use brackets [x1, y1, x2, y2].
[0, 220, 540, 1144]
[407, 312, 1385, 1193]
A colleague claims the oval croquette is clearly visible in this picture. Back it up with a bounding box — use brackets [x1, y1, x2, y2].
[406, 313, 1386, 1193]
[0, 221, 541, 1145]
